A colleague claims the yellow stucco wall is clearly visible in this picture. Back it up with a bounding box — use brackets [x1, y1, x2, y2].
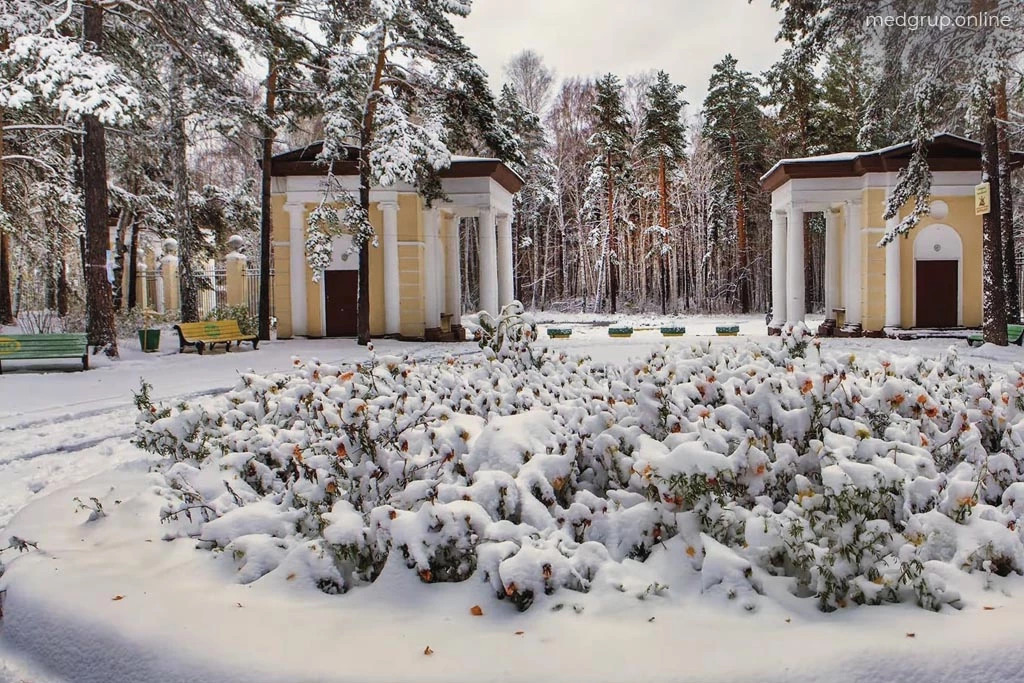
[861, 190, 887, 331]
[270, 195, 293, 338]
[898, 195, 982, 328]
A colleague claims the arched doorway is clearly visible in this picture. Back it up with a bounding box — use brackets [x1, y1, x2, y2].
[913, 224, 962, 327]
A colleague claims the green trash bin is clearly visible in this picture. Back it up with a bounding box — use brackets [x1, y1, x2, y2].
[138, 328, 161, 353]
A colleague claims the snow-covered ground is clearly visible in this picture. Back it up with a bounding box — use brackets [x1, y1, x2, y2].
[2, 316, 1024, 683]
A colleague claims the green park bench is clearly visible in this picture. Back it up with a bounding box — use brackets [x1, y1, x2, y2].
[546, 327, 572, 339]
[968, 324, 1024, 347]
[608, 326, 634, 338]
[716, 325, 740, 336]
[0, 333, 89, 373]
[660, 326, 686, 337]
[174, 320, 259, 355]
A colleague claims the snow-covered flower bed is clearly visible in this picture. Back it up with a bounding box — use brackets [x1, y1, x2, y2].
[133, 307, 1024, 613]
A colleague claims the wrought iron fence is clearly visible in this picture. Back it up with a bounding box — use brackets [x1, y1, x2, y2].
[194, 268, 227, 319]
[244, 268, 275, 319]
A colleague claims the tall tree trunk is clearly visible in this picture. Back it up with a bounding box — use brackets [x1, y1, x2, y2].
[0, 60, 13, 325]
[57, 255, 68, 316]
[730, 132, 749, 313]
[82, 1, 118, 356]
[169, 58, 198, 322]
[659, 154, 669, 315]
[607, 152, 617, 314]
[127, 217, 140, 310]
[982, 96, 1008, 346]
[356, 33, 388, 346]
[258, 1, 279, 341]
[996, 75, 1019, 324]
[111, 209, 131, 311]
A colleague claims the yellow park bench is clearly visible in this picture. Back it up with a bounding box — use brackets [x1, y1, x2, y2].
[173, 320, 259, 355]
[0, 333, 90, 373]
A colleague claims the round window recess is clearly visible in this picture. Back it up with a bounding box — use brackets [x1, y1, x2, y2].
[930, 200, 949, 220]
[934, 243, 942, 252]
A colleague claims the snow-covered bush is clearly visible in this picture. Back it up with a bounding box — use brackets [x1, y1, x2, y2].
[135, 312, 1024, 613]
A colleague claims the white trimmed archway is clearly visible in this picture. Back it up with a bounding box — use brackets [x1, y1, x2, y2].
[912, 223, 963, 327]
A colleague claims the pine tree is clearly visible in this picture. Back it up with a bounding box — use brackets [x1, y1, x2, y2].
[317, 1, 518, 344]
[586, 74, 630, 314]
[637, 71, 687, 315]
[818, 40, 871, 153]
[704, 55, 765, 313]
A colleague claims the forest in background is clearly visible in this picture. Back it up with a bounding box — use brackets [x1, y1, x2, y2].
[1, 0, 1023, 352]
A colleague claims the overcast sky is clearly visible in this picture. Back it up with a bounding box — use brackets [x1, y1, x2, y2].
[454, 0, 788, 111]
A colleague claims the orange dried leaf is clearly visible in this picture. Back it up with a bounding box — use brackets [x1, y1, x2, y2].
[111, 595, 125, 601]
[906, 632, 915, 638]
[983, 606, 997, 610]
[686, 546, 697, 558]
[514, 631, 525, 635]
[286, 573, 297, 581]
[419, 569, 433, 583]
[423, 646, 434, 656]
[470, 605, 484, 616]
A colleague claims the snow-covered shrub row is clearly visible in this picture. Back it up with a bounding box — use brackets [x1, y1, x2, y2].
[134, 307, 1024, 612]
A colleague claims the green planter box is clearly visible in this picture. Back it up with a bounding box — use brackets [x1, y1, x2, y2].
[138, 328, 161, 353]
[661, 326, 686, 337]
[716, 325, 739, 336]
[547, 327, 572, 339]
[608, 326, 633, 338]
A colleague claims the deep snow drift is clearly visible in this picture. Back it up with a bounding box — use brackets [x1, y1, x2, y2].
[5, 311, 1024, 682]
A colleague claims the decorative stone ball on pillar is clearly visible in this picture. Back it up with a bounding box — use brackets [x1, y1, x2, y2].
[225, 234, 247, 308]
[161, 238, 180, 313]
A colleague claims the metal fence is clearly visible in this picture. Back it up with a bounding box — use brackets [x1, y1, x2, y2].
[244, 268, 275, 319]
[194, 268, 227, 319]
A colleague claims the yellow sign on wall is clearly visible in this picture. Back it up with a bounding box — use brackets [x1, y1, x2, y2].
[975, 182, 991, 216]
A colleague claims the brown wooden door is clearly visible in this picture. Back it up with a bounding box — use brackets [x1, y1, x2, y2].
[324, 270, 358, 337]
[916, 260, 958, 327]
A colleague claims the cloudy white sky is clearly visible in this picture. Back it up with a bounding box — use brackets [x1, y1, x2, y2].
[454, 0, 788, 110]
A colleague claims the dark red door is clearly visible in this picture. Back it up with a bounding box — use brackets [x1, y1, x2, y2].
[916, 260, 958, 327]
[324, 270, 358, 337]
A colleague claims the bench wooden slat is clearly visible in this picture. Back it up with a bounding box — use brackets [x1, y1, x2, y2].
[0, 333, 89, 373]
[174, 320, 259, 355]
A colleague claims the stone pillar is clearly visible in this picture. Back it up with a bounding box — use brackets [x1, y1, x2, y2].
[786, 205, 805, 324]
[496, 212, 514, 308]
[769, 209, 787, 331]
[379, 200, 401, 336]
[154, 247, 165, 314]
[885, 216, 901, 328]
[284, 202, 308, 337]
[161, 238, 180, 313]
[824, 208, 841, 318]
[136, 258, 149, 310]
[445, 215, 463, 337]
[477, 206, 499, 316]
[423, 207, 441, 336]
[844, 200, 863, 327]
[225, 235, 247, 308]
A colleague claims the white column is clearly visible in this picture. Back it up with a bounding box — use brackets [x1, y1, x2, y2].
[435, 213, 447, 315]
[885, 215, 901, 327]
[379, 200, 400, 335]
[445, 214, 462, 323]
[770, 209, 787, 329]
[844, 200, 863, 326]
[496, 212, 514, 308]
[786, 205, 805, 324]
[423, 207, 441, 330]
[824, 207, 840, 317]
[284, 202, 308, 337]
[477, 206, 499, 316]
